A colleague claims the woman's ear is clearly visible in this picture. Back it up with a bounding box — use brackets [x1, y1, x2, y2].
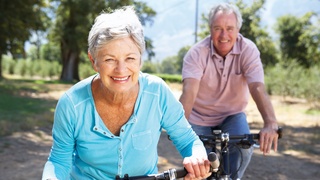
[88, 52, 98, 72]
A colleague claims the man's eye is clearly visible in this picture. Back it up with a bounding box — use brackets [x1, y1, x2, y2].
[127, 57, 135, 61]
[227, 27, 234, 31]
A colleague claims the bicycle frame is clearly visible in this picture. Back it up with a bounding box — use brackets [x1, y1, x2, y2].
[199, 128, 282, 180]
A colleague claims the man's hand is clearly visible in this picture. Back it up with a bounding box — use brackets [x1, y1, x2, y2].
[259, 125, 279, 155]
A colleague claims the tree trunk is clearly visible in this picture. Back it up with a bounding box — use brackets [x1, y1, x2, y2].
[60, 42, 80, 81]
[0, 55, 2, 79]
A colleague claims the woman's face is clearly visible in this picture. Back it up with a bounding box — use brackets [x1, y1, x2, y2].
[210, 11, 239, 57]
[90, 37, 141, 94]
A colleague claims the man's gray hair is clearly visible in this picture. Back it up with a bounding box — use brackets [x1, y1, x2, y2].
[88, 6, 145, 59]
[208, 3, 243, 29]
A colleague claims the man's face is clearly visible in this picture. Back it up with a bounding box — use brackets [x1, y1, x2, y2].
[210, 11, 239, 57]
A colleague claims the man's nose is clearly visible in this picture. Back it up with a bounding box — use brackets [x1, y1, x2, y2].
[219, 29, 226, 37]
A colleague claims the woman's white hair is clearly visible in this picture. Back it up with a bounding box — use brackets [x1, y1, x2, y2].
[88, 6, 145, 59]
[208, 3, 243, 29]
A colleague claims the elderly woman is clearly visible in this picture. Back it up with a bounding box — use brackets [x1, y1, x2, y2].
[42, 6, 211, 180]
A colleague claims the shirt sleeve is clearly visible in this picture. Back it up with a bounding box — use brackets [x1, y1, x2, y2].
[182, 45, 208, 81]
[241, 39, 264, 84]
[158, 80, 206, 158]
[42, 93, 76, 180]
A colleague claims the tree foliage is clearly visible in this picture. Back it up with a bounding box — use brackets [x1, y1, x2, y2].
[161, 56, 178, 74]
[236, 0, 279, 67]
[49, 0, 106, 81]
[0, 0, 49, 78]
[275, 12, 320, 67]
[49, 0, 156, 81]
[141, 60, 158, 74]
[175, 46, 190, 74]
[41, 42, 61, 62]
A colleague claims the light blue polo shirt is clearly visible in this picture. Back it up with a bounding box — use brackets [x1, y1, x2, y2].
[42, 72, 204, 180]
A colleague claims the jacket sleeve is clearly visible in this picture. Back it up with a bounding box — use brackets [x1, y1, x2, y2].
[159, 81, 207, 159]
[42, 93, 76, 180]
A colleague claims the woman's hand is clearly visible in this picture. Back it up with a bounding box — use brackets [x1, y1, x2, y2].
[183, 156, 212, 180]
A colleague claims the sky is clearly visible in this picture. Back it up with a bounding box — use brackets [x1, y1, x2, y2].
[139, 0, 320, 62]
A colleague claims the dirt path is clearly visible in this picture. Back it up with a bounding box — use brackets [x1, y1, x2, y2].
[0, 84, 319, 180]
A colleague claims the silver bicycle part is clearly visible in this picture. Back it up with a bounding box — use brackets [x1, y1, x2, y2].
[221, 133, 229, 142]
[162, 169, 176, 180]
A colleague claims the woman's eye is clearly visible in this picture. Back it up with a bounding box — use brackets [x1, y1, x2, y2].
[105, 59, 115, 62]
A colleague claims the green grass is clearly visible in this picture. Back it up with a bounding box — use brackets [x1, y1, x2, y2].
[0, 78, 72, 137]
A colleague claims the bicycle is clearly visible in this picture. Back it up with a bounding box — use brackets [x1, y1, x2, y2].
[116, 128, 282, 180]
[199, 127, 283, 180]
[115, 151, 219, 180]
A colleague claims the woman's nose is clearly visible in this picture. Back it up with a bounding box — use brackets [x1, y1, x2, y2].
[115, 61, 127, 72]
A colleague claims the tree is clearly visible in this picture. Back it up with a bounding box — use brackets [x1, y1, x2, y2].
[275, 12, 320, 67]
[161, 56, 178, 74]
[145, 37, 155, 61]
[141, 60, 158, 74]
[50, 0, 156, 81]
[49, 0, 104, 81]
[41, 42, 61, 61]
[197, 13, 210, 40]
[0, 0, 48, 78]
[175, 46, 190, 74]
[235, 0, 278, 67]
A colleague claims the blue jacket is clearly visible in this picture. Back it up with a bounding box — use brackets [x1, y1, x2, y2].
[42, 72, 205, 180]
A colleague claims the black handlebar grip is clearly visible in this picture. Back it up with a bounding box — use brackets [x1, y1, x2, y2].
[254, 127, 282, 140]
[252, 133, 260, 140]
[277, 127, 283, 139]
[175, 168, 188, 178]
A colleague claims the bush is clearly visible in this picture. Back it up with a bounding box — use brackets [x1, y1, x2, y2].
[30, 59, 61, 78]
[265, 61, 320, 109]
[265, 60, 305, 98]
[302, 66, 320, 109]
[14, 59, 28, 76]
[2, 57, 62, 79]
[79, 62, 96, 79]
[154, 74, 182, 83]
[141, 61, 158, 74]
[2, 55, 15, 74]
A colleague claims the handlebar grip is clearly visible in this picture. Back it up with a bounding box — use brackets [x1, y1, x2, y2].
[252, 133, 260, 140]
[277, 127, 283, 139]
[175, 168, 188, 179]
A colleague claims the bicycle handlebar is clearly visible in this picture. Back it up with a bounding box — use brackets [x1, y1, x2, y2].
[200, 127, 282, 140]
[115, 168, 188, 180]
[117, 152, 219, 180]
[118, 128, 282, 180]
[199, 127, 282, 149]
